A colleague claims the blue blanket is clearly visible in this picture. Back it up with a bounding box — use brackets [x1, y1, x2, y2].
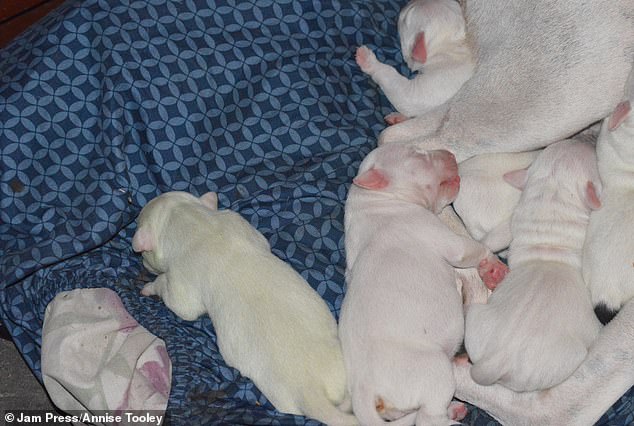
[1, 0, 632, 424]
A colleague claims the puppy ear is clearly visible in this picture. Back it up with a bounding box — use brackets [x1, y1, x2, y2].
[200, 192, 218, 210]
[353, 168, 389, 190]
[584, 181, 602, 210]
[607, 101, 631, 131]
[411, 31, 427, 63]
[503, 169, 528, 190]
[132, 228, 155, 252]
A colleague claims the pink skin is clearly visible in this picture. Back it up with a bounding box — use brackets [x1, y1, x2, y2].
[478, 257, 509, 290]
[454, 353, 470, 366]
[441, 174, 460, 201]
[411, 31, 427, 64]
[356, 45, 373, 73]
[608, 100, 631, 131]
[449, 401, 468, 421]
[385, 112, 409, 125]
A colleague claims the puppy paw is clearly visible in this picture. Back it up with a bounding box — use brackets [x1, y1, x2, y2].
[356, 45, 377, 73]
[448, 401, 468, 422]
[384, 112, 409, 125]
[478, 257, 508, 290]
[141, 282, 158, 297]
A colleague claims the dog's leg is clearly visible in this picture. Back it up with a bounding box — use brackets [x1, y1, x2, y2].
[141, 272, 206, 321]
[140, 274, 168, 297]
[455, 299, 634, 425]
[356, 46, 417, 112]
[357, 45, 472, 118]
[436, 226, 508, 290]
[439, 206, 490, 305]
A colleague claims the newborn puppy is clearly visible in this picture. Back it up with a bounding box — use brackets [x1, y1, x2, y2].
[132, 191, 357, 426]
[340, 144, 507, 425]
[464, 139, 603, 392]
[454, 299, 634, 425]
[583, 87, 634, 324]
[453, 150, 541, 253]
[356, 0, 474, 124]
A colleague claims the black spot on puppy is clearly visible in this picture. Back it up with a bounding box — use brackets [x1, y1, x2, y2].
[594, 303, 618, 325]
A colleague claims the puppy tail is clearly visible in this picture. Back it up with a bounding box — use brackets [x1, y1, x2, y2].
[351, 384, 417, 426]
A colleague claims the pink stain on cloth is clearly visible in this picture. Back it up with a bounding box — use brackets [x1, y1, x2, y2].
[41, 288, 171, 425]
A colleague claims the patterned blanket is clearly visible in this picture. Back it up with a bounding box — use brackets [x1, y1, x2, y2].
[1, 0, 632, 424]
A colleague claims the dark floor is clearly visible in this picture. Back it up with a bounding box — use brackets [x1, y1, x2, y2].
[0, 0, 67, 48]
[0, 333, 56, 412]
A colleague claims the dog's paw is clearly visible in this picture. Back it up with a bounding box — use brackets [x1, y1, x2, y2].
[140, 282, 159, 297]
[448, 401, 468, 422]
[384, 112, 409, 126]
[478, 257, 508, 290]
[356, 45, 377, 73]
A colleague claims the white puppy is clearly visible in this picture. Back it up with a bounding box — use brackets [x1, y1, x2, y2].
[464, 139, 603, 392]
[453, 150, 541, 253]
[340, 144, 507, 425]
[356, 0, 474, 124]
[378, 0, 634, 162]
[132, 191, 357, 426]
[454, 299, 634, 425]
[583, 88, 634, 324]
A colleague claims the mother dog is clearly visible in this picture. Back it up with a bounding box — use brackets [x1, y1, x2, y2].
[379, 0, 634, 162]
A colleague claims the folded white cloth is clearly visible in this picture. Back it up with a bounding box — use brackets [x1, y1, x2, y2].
[42, 288, 171, 425]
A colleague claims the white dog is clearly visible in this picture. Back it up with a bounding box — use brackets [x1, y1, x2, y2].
[340, 144, 507, 425]
[464, 139, 603, 392]
[454, 299, 634, 425]
[378, 0, 634, 162]
[453, 150, 541, 253]
[356, 0, 474, 124]
[583, 84, 634, 324]
[132, 191, 358, 426]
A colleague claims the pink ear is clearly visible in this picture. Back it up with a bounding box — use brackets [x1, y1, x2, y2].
[353, 168, 389, 190]
[411, 31, 427, 64]
[503, 169, 528, 190]
[200, 191, 218, 210]
[608, 101, 631, 131]
[132, 228, 155, 252]
[585, 181, 601, 210]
